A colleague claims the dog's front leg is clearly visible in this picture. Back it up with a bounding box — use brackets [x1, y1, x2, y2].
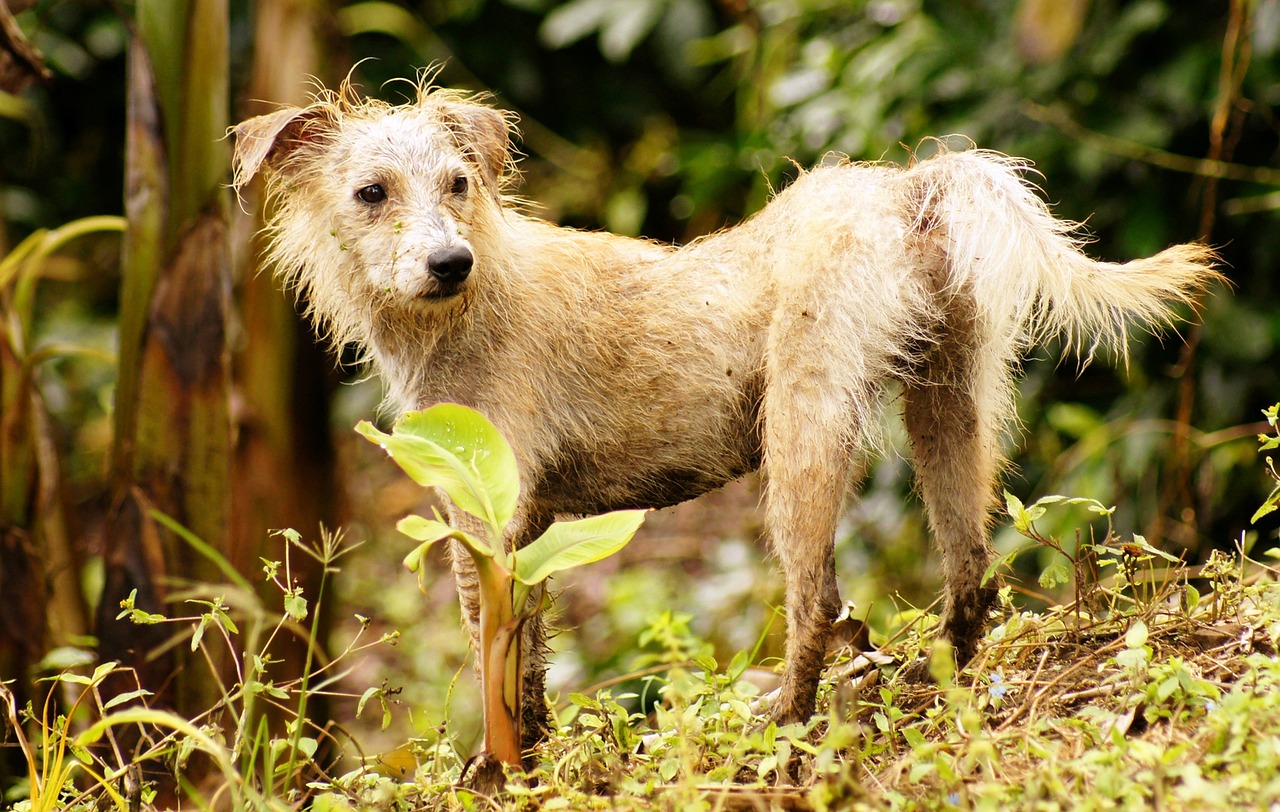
[446, 503, 554, 753]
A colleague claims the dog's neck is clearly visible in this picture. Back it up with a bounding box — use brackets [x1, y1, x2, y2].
[363, 281, 508, 415]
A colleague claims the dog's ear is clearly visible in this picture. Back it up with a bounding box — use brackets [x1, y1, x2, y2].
[434, 100, 511, 200]
[231, 105, 335, 192]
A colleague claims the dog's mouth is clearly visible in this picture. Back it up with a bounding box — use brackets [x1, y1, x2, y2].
[418, 280, 466, 300]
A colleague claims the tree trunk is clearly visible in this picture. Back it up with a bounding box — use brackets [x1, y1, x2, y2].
[99, 0, 233, 731]
[228, 0, 345, 773]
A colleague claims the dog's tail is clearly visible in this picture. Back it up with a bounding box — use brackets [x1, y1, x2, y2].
[913, 150, 1223, 363]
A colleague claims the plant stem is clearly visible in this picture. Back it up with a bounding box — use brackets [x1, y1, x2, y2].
[475, 557, 523, 766]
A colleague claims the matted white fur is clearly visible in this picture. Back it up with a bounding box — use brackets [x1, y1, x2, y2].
[233, 79, 1222, 740]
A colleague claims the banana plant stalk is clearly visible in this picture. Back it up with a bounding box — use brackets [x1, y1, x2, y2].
[358, 404, 646, 768]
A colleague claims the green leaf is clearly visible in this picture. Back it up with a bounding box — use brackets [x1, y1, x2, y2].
[1006, 491, 1045, 535]
[982, 543, 1035, 586]
[1184, 583, 1201, 614]
[540, 0, 613, 49]
[213, 608, 239, 635]
[36, 647, 97, 672]
[513, 509, 648, 585]
[1251, 487, 1280, 524]
[103, 688, 153, 710]
[1129, 533, 1180, 563]
[1004, 491, 1026, 520]
[356, 686, 379, 718]
[284, 591, 308, 622]
[600, 0, 662, 62]
[397, 514, 492, 564]
[757, 754, 778, 780]
[1038, 557, 1073, 589]
[357, 404, 519, 533]
[1125, 619, 1149, 649]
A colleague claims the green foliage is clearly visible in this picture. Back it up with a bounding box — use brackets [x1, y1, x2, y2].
[3, 526, 374, 810]
[6, 1, 1280, 808]
[991, 489, 1185, 619]
[359, 403, 520, 542]
[359, 403, 647, 594]
[300, 535, 1280, 810]
[1251, 403, 1280, 523]
[359, 403, 646, 767]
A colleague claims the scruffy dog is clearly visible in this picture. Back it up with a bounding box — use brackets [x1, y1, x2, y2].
[233, 80, 1219, 745]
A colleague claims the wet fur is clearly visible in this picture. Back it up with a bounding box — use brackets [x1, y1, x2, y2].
[233, 79, 1221, 745]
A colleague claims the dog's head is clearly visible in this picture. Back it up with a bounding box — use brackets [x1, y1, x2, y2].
[232, 81, 515, 338]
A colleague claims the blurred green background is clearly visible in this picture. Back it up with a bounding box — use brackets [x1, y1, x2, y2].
[2, 0, 1277, 763]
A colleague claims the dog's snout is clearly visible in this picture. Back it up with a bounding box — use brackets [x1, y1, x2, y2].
[427, 246, 473, 285]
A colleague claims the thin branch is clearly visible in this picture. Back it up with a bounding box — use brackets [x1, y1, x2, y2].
[1024, 102, 1280, 187]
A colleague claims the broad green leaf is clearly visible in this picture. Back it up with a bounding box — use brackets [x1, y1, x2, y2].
[357, 404, 519, 532]
[1038, 557, 1073, 589]
[1125, 619, 1149, 649]
[358, 425, 490, 527]
[397, 405, 519, 525]
[283, 591, 308, 622]
[1004, 491, 1025, 519]
[513, 509, 648, 585]
[397, 514, 493, 568]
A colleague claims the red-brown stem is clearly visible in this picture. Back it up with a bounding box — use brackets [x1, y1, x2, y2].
[476, 561, 523, 767]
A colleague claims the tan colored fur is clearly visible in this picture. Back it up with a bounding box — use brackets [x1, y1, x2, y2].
[233, 80, 1222, 742]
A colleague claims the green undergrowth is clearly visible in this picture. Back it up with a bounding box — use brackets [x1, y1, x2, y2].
[9, 407, 1280, 810]
[309, 536, 1280, 812]
[9, 515, 1280, 811]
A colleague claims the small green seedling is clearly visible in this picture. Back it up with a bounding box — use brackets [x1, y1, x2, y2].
[358, 404, 647, 768]
[988, 491, 1179, 616]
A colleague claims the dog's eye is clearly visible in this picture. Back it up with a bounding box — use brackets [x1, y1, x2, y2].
[356, 184, 386, 204]
[450, 175, 468, 196]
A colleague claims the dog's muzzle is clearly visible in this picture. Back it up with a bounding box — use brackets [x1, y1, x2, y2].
[423, 245, 473, 298]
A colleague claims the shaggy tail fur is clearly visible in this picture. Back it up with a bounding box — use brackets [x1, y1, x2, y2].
[915, 151, 1222, 362]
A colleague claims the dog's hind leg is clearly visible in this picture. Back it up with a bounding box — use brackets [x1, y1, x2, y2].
[760, 318, 869, 724]
[903, 303, 1003, 668]
[761, 418, 848, 724]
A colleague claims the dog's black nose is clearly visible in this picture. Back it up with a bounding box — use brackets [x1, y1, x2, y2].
[427, 246, 473, 285]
